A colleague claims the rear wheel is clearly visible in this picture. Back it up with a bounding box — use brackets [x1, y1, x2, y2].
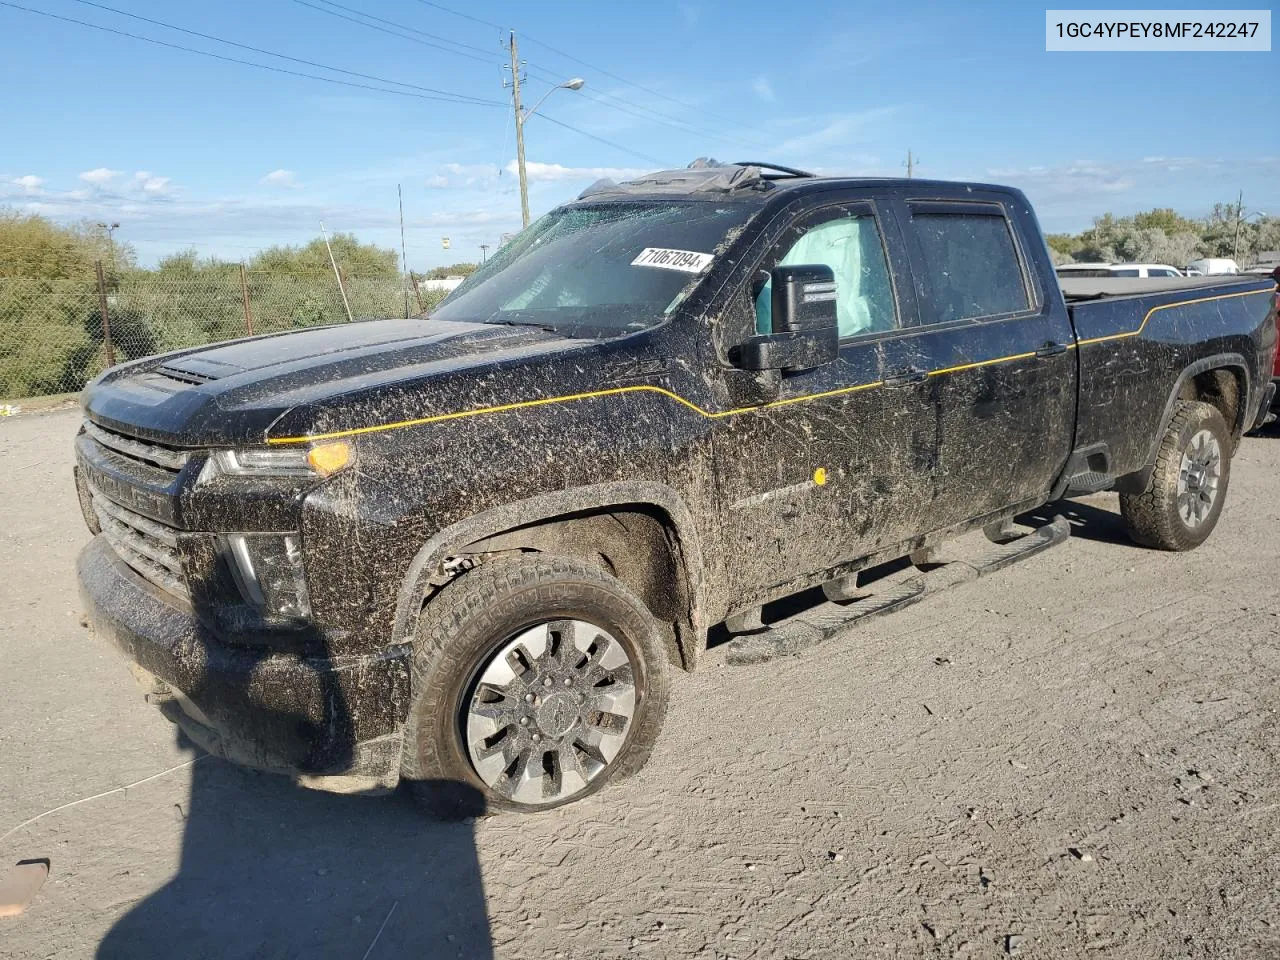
[402, 555, 668, 817]
[1120, 400, 1231, 551]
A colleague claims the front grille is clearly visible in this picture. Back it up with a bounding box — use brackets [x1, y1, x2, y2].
[89, 483, 188, 600]
[83, 420, 190, 474]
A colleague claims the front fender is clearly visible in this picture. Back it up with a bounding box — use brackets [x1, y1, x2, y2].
[388, 481, 710, 667]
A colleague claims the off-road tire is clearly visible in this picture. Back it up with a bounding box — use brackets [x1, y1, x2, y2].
[401, 554, 669, 818]
[1120, 400, 1231, 551]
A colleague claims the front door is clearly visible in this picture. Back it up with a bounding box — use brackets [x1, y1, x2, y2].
[706, 195, 943, 603]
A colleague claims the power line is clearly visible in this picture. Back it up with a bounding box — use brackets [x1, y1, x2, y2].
[518, 33, 741, 129]
[536, 113, 668, 168]
[61, 0, 499, 103]
[0, 2, 502, 107]
[524, 67, 747, 148]
[290, 0, 500, 66]
[293, 0, 733, 144]
[401, 0, 742, 131]
[408, 0, 504, 32]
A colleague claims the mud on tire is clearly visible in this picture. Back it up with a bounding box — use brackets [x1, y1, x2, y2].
[1120, 400, 1231, 551]
[401, 554, 669, 818]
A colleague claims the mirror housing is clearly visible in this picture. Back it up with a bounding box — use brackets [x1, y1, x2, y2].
[730, 264, 838, 372]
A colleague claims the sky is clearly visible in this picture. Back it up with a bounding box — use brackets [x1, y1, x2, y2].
[1, 0, 1276, 269]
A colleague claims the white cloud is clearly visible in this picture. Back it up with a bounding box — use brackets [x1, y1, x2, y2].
[11, 175, 43, 193]
[987, 161, 1135, 196]
[79, 167, 122, 186]
[775, 108, 897, 158]
[752, 77, 776, 103]
[424, 163, 501, 189]
[133, 171, 174, 195]
[261, 169, 300, 188]
[505, 161, 654, 184]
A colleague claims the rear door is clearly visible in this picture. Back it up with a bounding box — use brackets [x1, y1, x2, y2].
[885, 193, 1078, 524]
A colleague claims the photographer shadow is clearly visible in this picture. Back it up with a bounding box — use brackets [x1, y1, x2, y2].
[96, 621, 493, 959]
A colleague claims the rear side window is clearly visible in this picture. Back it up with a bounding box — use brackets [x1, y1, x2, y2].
[912, 211, 1030, 323]
[1112, 268, 1140, 277]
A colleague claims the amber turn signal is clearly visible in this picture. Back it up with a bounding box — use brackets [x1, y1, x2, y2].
[307, 440, 354, 476]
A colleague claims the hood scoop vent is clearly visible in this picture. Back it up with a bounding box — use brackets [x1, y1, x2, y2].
[155, 364, 215, 385]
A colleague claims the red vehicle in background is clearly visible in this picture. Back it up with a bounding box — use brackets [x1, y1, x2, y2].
[1273, 267, 1280, 398]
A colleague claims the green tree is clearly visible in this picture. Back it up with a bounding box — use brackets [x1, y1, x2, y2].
[153, 248, 237, 276]
[1132, 208, 1200, 235]
[250, 233, 398, 277]
[0, 210, 135, 279]
[423, 262, 478, 279]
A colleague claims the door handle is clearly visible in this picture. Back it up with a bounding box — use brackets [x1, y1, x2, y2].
[1035, 341, 1070, 358]
[883, 367, 929, 388]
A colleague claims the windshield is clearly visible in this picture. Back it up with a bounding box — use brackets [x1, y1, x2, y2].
[430, 201, 755, 336]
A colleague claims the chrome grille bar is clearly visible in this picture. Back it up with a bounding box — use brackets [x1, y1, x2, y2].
[83, 421, 190, 473]
[89, 484, 188, 599]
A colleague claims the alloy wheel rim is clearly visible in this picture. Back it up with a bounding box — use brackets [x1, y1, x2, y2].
[464, 619, 636, 806]
[1176, 429, 1221, 528]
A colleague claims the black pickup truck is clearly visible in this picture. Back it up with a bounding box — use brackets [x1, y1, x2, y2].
[75, 163, 1278, 815]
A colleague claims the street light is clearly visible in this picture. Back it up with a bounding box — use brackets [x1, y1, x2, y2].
[96, 221, 120, 270]
[509, 31, 584, 228]
[479, 243, 490, 263]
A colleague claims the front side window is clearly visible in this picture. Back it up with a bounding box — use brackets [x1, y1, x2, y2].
[912, 211, 1030, 323]
[431, 201, 756, 337]
[755, 212, 896, 338]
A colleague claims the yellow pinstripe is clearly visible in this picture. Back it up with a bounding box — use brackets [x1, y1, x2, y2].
[266, 287, 1273, 445]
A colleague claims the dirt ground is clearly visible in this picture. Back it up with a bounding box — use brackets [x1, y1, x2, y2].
[1, 406, 1278, 959]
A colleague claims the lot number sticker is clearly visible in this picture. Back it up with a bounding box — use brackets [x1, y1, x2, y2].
[631, 247, 715, 274]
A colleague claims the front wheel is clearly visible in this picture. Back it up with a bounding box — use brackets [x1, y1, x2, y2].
[1120, 400, 1231, 551]
[401, 555, 668, 817]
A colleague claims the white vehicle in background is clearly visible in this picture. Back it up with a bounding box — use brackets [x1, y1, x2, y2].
[1056, 262, 1185, 278]
[1184, 258, 1240, 276]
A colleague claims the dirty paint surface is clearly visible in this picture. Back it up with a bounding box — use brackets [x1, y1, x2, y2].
[72, 173, 1279, 786]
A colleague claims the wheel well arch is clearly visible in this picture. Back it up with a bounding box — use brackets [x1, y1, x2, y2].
[391, 483, 708, 671]
[1177, 364, 1248, 439]
[1116, 354, 1251, 494]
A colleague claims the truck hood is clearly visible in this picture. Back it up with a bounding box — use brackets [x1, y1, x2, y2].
[83, 317, 584, 447]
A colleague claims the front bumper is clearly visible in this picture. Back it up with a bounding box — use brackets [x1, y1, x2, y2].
[78, 535, 410, 790]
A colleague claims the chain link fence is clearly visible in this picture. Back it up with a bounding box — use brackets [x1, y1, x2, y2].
[0, 265, 447, 400]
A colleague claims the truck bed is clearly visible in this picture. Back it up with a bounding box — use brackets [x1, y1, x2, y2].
[1064, 273, 1276, 487]
[1059, 274, 1264, 301]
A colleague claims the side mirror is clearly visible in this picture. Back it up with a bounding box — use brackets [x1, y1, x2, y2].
[730, 264, 839, 373]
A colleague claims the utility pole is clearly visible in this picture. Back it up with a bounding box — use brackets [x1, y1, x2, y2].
[96, 221, 120, 271]
[1232, 189, 1244, 261]
[903, 150, 917, 179]
[479, 244, 490, 263]
[398, 183, 410, 319]
[508, 31, 530, 229]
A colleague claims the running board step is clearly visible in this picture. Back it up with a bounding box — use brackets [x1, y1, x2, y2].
[725, 515, 1071, 666]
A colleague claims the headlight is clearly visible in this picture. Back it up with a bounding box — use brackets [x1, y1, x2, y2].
[222, 533, 311, 620]
[199, 441, 353, 482]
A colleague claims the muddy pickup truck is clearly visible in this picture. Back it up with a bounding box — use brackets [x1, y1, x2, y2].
[75, 163, 1278, 815]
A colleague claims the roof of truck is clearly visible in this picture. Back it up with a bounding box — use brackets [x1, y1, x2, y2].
[575, 160, 1017, 202]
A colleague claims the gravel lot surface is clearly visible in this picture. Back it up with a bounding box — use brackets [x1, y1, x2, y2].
[2, 406, 1278, 959]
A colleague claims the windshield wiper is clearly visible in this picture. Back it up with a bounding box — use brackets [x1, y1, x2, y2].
[483, 318, 560, 333]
